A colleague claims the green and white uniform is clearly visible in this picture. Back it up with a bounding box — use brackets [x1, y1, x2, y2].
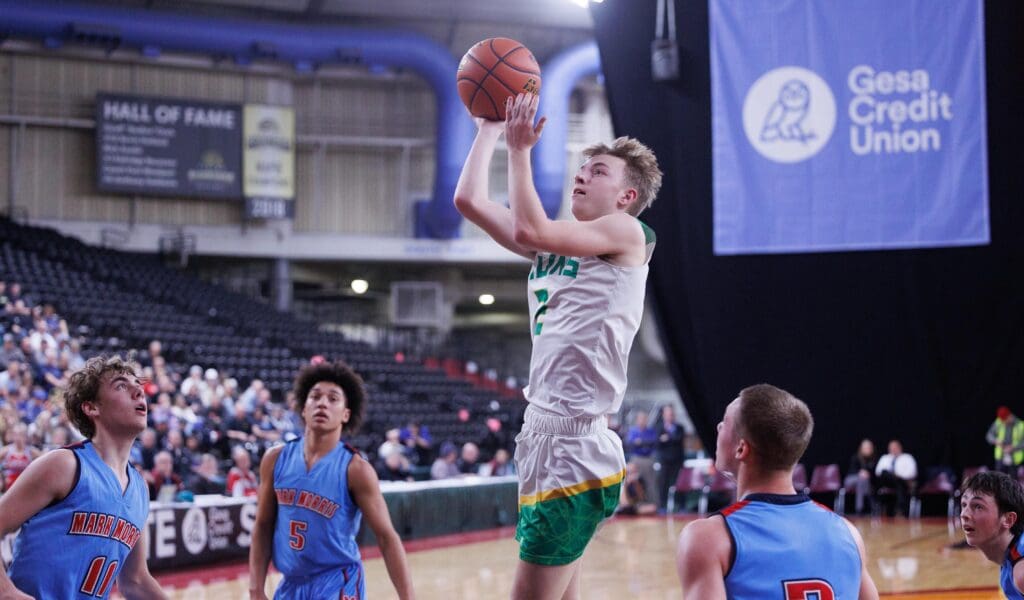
[515, 219, 655, 566]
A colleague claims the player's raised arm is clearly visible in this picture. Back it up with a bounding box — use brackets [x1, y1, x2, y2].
[0, 449, 77, 599]
[504, 93, 648, 265]
[453, 117, 536, 260]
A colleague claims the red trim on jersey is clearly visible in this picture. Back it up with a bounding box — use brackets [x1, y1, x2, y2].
[813, 500, 833, 512]
[720, 500, 750, 516]
[1010, 534, 1023, 563]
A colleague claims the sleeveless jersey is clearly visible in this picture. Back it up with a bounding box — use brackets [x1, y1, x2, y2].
[1002, 533, 1024, 599]
[2, 446, 32, 489]
[524, 220, 655, 418]
[272, 438, 362, 577]
[720, 493, 861, 600]
[7, 441, 148, 599]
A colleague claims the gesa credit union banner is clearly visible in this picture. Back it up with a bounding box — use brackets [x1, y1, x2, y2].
[710, 0, 989, 255]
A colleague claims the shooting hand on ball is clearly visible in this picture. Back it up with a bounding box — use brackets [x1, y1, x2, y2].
[504, 93, 546, 152]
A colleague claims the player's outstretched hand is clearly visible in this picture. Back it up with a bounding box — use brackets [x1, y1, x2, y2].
[504, 93, 546, 152]
[248, 590, 270, 600]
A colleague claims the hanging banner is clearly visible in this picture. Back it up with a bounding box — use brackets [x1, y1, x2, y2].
[710, 0, 989, 254]
[243, 104, 296, 219]
[96, 93, 242, 199]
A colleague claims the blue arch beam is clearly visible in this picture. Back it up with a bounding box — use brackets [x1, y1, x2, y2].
[0, 0, 475, 238]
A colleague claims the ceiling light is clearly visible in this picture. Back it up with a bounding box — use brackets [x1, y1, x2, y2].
[479, 294, 495, 305]
[351, 279, 369, 294]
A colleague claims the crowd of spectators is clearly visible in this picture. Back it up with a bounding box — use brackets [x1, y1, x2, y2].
[0, 279, 522, 503]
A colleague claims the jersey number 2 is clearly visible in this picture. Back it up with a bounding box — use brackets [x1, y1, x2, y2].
[80, 556, 119, 597]
[783, 579, 835, 600]
[289, 520, 308, 550]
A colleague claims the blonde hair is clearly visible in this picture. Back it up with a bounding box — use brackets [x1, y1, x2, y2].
[65, 355, 139, 439]
[581, 136, 663, 216]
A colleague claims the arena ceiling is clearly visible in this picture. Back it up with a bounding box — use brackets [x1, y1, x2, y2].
[81, 0, 597, 61]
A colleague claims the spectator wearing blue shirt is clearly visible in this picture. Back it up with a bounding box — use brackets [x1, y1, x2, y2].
[626, 411, 660, 507]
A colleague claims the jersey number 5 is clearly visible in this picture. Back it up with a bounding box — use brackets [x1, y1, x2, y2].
[289, 520, 308, 550]
[783, 579, 835, 600]
[80, 556, 119, 597]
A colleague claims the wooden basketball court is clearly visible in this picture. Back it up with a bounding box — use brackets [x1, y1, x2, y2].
[132, 515, 1003, 599]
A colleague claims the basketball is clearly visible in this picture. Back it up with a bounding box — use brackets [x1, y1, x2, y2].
[457, 38, 542, 121]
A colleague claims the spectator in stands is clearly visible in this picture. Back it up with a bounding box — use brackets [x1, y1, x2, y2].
[626, 411, 660, 507]
[0, 281, 6, 306]
[226, 445, 259, 497]
[0, 334, 25, 368]
[238, 378, 264, 413]
[5, 282, 31, 307]
[616, 461, 657, 516]
[378, 452, 413, 482]
[165, 429, 194, 479]
[378, 428, 404, 462]
[844, 438, 878, 515]
[38, 349, 64, 392]
[0, 360, 21, 397]
[479, 417, 512, 462]
[484, 448, 515, 477]
[0, 423, 41, 492]
[19, 388, 47, 424]
[987, 406, 1024, 475]
[146, 450, 184, 501]
[139, 339, 162, 369]
[180, 365, 205, 400]
[44, 425, 70, 451]
[203, 368, 225, 407]
[171, 393, 199, 427]
[150, 392, 173, 425]
[64, 338, 85, 371]
[134, 428, 159, 471]
[225, 402, 255, 445]
[431, 441, 460, 480]
[251, 404, 281, 447]
[657, 404, 686, 512]
[187, 453, 226, 495]
[402, 421, 434, 466]
[458, 442, 481, 475]
[875, 439, 918, 516]
[27, 319, 56, 358]
[268, 402, 297, 441]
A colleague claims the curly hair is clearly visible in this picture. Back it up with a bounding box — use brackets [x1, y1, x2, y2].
[65, 354, 140, 439]
[292, 360, 366, 434]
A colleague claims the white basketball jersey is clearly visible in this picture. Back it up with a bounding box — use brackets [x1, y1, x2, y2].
[523, 220, 655, 418]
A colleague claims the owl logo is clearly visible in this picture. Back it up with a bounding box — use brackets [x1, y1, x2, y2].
[760, 79, 814, 144]
[742, 67, 836, 164]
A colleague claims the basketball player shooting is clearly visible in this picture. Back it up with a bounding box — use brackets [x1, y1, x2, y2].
[454, 91, 662, 600]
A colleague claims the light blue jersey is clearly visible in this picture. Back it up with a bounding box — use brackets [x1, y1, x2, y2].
[272, 438, 364, 598]
[720, 493, 861, 600]
[8, 441, 148, 599]
[1002, 533, 1024, 599]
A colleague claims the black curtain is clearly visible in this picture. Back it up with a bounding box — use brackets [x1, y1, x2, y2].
[591, 0, 1023, 471]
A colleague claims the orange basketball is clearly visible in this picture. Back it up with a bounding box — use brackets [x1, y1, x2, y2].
[457, 38, 542, 121]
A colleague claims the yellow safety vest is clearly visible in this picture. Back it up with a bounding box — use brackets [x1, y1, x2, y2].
[994, 419, 1024, 465]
